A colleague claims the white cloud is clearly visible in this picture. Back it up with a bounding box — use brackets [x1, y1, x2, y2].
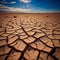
[26, 4, 30, 7]
[8, 7, 31, 13]
[3, 0, 6, 1]
[0, 4, 31, 13]
[10, 1, 16, 4]
[0, 4, 7, 8]
[20, 0, 31, 3]
[1, 0, 16, 4]
[1, 1, 7, 4]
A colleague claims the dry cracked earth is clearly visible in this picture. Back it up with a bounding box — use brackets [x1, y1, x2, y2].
[0, 13, 60, 60]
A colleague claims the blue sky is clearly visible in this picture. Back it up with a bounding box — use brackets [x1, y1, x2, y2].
[0, 0, 60, 13]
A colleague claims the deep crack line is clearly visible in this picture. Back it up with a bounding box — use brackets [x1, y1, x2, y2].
[18, 45, 28, 60]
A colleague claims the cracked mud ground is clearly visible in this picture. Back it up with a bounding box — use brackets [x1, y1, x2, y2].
[0, 13, 60, 60]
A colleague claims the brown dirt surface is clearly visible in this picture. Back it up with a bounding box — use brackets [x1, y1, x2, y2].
[0, 13, 60, 60]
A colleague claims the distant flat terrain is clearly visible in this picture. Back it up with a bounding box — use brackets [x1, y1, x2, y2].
[0, 13, 60, 60]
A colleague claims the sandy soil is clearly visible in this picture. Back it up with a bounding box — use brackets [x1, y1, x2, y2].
[0, 13, 60, 60]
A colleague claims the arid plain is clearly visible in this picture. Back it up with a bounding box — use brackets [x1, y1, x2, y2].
[0, 13, 60, 60]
